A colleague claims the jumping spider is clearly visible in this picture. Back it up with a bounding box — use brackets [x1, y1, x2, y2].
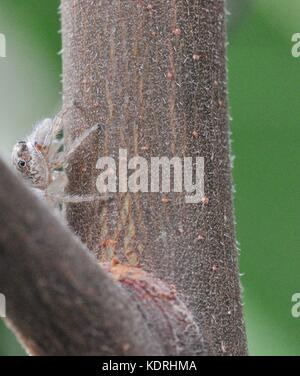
[11, 109, 107, 210]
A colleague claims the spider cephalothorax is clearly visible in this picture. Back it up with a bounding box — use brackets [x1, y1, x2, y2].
[12, 118, 62, 193]
[12, 113, 106, 210]
[12, 138, 49, 189]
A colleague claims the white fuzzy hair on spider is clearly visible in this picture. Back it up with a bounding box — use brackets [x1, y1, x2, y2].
[11, 112, 105, 209]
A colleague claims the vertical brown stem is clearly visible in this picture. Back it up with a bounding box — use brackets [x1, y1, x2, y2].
[62, 0, 247, 355]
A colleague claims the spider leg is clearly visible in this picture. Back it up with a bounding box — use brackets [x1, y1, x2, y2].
[47, 171, 68, 195]
[46, 191, 112, 205]
[48, 140, 64, 169]
[50, 102, 81, 144]
[46, 173, 112, 204]
[50, 100, 105, 164]
[52, 193, 112, 204]
[45, 102, 83, 148]
[55, 123, 103, 166]
[30, 118, 56, 150]
[52, 100, 100, 135]
[52, 99, 104, 140]
[52, 107, 69, 135]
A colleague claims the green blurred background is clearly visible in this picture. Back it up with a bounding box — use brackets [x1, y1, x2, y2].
[0, 0, 299, 356]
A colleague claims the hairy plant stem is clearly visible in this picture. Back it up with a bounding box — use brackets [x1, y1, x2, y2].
[62, 0, 247, 355]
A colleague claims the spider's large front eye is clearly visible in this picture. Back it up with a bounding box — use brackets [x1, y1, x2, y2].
[18, 159, 26, 169]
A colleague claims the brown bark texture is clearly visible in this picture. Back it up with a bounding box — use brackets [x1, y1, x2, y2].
[61, 0, 247, 355]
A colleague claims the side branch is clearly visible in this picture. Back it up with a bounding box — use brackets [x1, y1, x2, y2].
[0, 159, 175, 355]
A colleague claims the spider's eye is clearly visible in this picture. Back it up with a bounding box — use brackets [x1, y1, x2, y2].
[18, 159, 26, 169]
